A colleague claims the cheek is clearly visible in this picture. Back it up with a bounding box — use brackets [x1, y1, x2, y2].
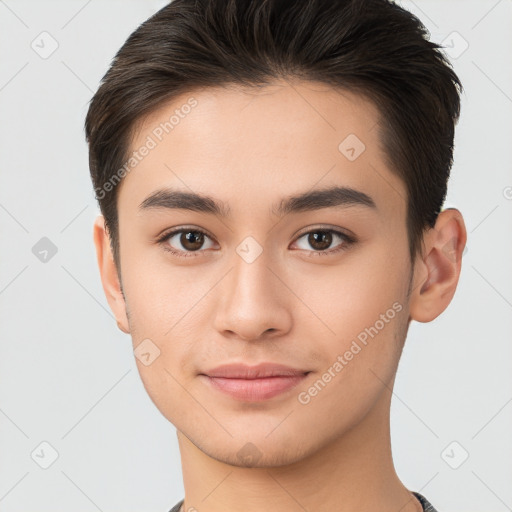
[294, 254, 407, 342]
[292, 265, 408, 426]
[290, 250, 409, 404]
[120, 245, 204, 337]
[133, 355, 192, 428]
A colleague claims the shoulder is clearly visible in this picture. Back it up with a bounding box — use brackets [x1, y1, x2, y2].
[412, 491, 440, 512]
[167, 498, 184, 512]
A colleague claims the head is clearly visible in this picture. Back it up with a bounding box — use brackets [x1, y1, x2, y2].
[87, 0, 466, 467]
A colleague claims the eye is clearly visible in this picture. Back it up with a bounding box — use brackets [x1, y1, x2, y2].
[157, 227, 216, 257]
[292, 228, 355, 256]
[156, 226, 356, 259]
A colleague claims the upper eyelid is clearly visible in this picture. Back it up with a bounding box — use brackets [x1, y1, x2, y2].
[158, 225, 212, 240]
[294, 225, 351, 238]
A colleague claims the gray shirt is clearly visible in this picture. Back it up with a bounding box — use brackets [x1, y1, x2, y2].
[168, 491, 439, 511]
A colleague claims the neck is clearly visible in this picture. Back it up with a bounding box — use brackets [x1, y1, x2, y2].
[175, 382, 422, 512]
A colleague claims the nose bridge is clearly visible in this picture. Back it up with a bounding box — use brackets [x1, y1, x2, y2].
[226, 242, 278, 307]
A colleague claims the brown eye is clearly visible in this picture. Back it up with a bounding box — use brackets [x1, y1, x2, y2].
[159, 228, 216, 256]
[307, 231, 332, 251]
[179, 231, 205, 251]
[293, 228, 354, 255]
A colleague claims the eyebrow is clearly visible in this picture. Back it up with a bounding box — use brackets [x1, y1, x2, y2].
[138, 185, 377, 217]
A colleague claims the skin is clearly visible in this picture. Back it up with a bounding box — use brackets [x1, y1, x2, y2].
[93, 79, 466, 512]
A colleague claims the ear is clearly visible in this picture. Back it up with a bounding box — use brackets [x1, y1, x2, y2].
[409, 208, 467, 323]
[93, 215, 130, 334]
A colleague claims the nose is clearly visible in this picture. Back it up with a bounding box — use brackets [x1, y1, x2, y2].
[212, 247, 293, 341]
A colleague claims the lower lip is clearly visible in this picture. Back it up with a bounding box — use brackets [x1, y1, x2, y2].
[200, 374, 309, 401]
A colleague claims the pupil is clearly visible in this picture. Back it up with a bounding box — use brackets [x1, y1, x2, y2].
[309, 231, 332, 250]
[182, 231, 203, 251]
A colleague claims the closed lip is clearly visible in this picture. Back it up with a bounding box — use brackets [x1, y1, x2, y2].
[200, 362, 310, 379]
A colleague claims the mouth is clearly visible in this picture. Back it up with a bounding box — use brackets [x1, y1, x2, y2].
[199, 362, 311, 401]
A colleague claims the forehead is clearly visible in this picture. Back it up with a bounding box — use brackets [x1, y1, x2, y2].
[120, 79, 406, 221]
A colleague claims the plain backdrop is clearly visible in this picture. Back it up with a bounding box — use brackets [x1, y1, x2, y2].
[0, 1, 511, 511]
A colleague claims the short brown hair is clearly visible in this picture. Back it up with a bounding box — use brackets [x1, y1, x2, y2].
[85, 0, 462, 272]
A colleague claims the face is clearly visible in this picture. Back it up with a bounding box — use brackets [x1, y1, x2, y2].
[106, 80, 417, 466]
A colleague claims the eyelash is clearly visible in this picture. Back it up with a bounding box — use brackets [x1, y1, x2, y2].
[155, 226, 356, 259]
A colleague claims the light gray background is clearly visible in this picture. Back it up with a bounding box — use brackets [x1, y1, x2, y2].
[0, 1, 511, 511]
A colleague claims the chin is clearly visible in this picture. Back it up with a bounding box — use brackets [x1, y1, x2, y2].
[189, 428, 317, 468]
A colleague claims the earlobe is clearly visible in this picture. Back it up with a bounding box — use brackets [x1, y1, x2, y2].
[409, 208, 467, 323]
[93, 215, 130, 334]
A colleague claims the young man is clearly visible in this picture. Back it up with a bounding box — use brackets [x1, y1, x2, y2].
[86, 0, 466, 510]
